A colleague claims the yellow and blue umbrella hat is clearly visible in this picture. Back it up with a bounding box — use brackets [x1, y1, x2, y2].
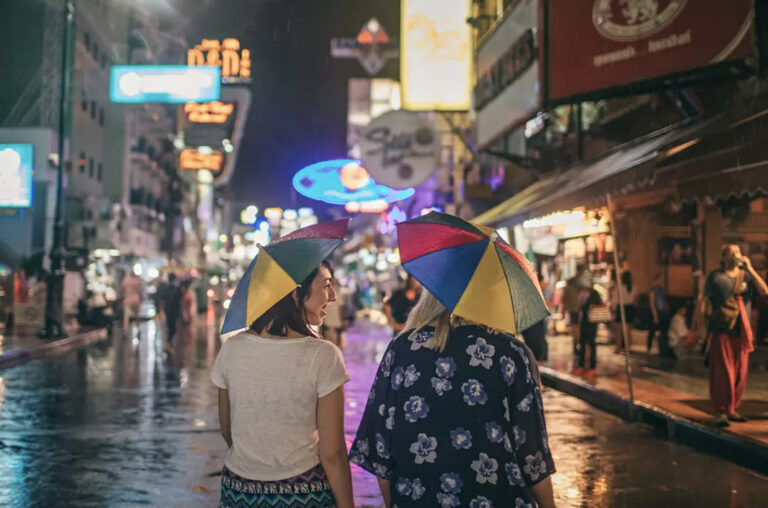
[221, 219, 349, 335]
[396, 212, 548, 335]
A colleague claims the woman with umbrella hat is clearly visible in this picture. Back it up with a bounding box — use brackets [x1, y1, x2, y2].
[349, 212, 556, 507]
[212, 220, 354, 508]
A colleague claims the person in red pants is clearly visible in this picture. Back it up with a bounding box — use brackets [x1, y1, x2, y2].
[705, 244, 768, 427]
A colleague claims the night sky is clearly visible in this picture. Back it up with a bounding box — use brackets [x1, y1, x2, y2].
[187, 0, 400, 209]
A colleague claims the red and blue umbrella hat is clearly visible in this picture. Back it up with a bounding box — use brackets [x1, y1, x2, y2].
[221, 219, 349, 335]
[396, 212, 548, 335]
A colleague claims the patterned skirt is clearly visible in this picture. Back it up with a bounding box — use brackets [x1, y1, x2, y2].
[220, 464, 335, 508]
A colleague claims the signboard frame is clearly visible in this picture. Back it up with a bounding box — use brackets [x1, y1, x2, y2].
[0, 144, 34, 209]
[401, 0, 473, 111]
[110, 65, 221, 104]
[543, 0, 756, 105]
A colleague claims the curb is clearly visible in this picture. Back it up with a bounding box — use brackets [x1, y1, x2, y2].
[0, 328, 110, 371]
[539, 366, 768, 475]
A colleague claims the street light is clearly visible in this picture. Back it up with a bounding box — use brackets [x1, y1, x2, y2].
[41, 0, 75, 338]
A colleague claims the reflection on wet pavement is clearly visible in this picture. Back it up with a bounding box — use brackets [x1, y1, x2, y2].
[0, 319, 765, 507]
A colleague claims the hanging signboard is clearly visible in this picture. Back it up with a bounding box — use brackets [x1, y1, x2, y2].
[0, 144, 33, 208]
[292, 159, 414, 206]
[110, 66, 221, 103]
[473, 0, 541, 148]
[188, 38, 252, 84]
[546, 0, 755, 102]
[401, 0, 472, 110]
[359, 110, 440, 189]
[180, 149, 224, 172]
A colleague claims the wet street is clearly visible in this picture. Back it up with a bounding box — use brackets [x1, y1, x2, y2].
[0, 318, 766, 507]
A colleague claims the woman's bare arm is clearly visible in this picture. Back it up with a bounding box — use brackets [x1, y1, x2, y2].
[317, 386, 354, 508]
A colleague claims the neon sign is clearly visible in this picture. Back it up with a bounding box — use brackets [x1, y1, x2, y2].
[292, 159, 414, 206]
[110, 66, 221, 103]
[185, 101, 235, 123]
[180, 149, 224, 171]
[188, 38, 251, 83]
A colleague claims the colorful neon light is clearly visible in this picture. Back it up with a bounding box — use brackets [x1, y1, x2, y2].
[292, 158, 414, 205]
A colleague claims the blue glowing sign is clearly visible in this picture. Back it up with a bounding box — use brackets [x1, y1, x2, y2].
[110, 65, 221, 103]
[0, 144, 34, 208]
[292, 159, 414, 205]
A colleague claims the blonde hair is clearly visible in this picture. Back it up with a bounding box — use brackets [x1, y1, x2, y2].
[403, 289, 465, 352]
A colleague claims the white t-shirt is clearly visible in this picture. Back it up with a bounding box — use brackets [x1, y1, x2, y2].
[211, 332, 350, 481]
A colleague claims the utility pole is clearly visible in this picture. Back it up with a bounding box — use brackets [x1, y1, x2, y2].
[41, 0, 74, 338]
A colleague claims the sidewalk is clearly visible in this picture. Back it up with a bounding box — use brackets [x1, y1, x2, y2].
[0, 324, 109, 370]
[539, 330, 768, 473]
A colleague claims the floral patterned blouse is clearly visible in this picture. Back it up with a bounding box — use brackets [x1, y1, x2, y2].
[350, 325, 555, 508]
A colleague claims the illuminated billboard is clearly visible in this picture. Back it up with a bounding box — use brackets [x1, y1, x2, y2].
[110, 66, 221, 103]
[0, 144, 34, 208]
[188, 38, 251, 83]
[179, 149, 224, 172]
[401, 0, 472, 110]
[292, 159, 414, 206]
[184, 101, 235, 124]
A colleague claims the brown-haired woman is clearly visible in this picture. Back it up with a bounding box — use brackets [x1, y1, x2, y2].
[212, 261, 354, 508]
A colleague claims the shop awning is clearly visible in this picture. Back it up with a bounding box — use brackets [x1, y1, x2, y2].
[473, 101, 768, 226]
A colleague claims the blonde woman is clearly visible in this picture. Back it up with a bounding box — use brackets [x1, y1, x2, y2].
[350, 289, 556, 508]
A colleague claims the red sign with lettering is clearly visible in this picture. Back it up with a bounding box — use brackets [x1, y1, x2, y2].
[546, 0, 754, 101]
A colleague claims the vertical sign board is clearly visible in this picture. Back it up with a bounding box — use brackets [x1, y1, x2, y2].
[0, 144, 34, 208]
[401, 0, 473, 111]
[546, 0, 755, 102]
[473, 0, 541, 148]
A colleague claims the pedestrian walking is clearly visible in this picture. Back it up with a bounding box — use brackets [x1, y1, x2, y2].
[161, 273, 183, 350]
[383, 274, 420, 336]
[573, 288, 605, 378]
[214, 220, 353, 508]
[350, 290, 556, 508]
[120, 269, 143, 330]
[648, 272, 675, 358]
[321, 279, 347, 350]
[562, 268, 586, 345]
[705, 244, 768, 427]
[610, 270, 636, 353]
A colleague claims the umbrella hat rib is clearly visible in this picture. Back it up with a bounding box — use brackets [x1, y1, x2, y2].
[494, 243, 549, 332]
[401, 239, 489, 310]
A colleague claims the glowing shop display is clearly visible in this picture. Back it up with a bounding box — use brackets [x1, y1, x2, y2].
[110, 66, 221, 103]
[264, 207, 283, 221]
[185, 101, 235, 123]
[401, 0, 472, 110]
[0, 144, 33, 208]
[523, 210, 586, 229]
[345, 200, 389, 213]
[292, 159, 414, 206]
[240, 205, 259, 225]
[188, 38, 251, 82]
[180, 149, 224, 171]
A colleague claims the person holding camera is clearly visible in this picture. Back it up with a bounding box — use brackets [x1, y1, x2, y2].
[705, 244, 768, 427]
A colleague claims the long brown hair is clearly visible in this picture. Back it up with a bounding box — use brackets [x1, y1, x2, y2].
[250, 261, 331, 338]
